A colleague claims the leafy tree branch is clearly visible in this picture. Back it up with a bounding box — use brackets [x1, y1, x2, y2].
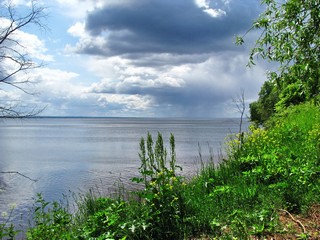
[237, 0, 320, 124]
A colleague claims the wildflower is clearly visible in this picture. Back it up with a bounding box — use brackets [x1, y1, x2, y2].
[120, 223, 127, 229]
[1, 211, 8, 218]
[170, 196, 179, 204]
[142, 223, 148, 230]
[165, 183, 173, 191]
[9, 203, 16, 210]
[171, 176, 177, 182]
[150, 181, 156, 187]
[129, 224, 136, 233]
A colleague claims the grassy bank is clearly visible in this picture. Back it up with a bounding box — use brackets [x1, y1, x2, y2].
[1, 102, 320, 239]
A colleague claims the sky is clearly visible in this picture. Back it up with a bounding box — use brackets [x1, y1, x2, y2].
[1, 0, 269, 118]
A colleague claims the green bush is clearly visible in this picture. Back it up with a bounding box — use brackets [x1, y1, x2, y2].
[231, 103, 320, 212]
[182, 102, 320, 238]
[26, 193, 73, 240]
[68, 132, 187, 240]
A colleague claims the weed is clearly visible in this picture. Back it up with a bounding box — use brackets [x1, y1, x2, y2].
[0, 204, 20, 240]
[132, 132, 186, 239]
[26, 193, 73, 240]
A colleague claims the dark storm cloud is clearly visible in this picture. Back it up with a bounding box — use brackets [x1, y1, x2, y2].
[81, 0, 262, 56]
[89, 51, 266, 117]
[69, 0, 267, 117]
[92, 82, 228, 117]
[123, 53, 211, 67]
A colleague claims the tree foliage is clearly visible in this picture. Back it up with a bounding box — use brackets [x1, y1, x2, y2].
[249, 80, 279, 125]
[0, 0, 46, 118]
[237, 0, 320, 124]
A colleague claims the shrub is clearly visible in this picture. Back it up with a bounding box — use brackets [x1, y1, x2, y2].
[230, 103, 320, 212]
[26, 193, 73, 240]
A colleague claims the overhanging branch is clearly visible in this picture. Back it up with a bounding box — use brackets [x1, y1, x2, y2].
[0, 171, 37, 182]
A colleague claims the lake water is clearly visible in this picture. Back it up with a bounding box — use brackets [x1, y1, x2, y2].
[0, 117, 248, 230]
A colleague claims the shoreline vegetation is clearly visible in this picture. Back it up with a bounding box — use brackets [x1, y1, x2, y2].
[1, 0, 319, 237]
[1, 102, 320, 239]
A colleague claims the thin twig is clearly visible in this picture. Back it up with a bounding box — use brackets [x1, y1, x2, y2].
[0, 171, 37, 182]
[279, 209, 307, 234]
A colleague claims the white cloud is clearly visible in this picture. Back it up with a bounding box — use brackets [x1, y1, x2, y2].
[204, 8, 226, 18]
[0, 66, 85, 116]
[65, 21, 107, 55]
[22, 65, 154, 116]
[97, 94, 152, 111]
[194, 0, 226, 18]
[32, 68, 80, 94]
[15, 31, 54, 62]
[195, 0, 211, 9]
[0, 17, 53, 62]
[53, 0, 101, 19]
[86, 55, 188, 95]
[67, 22, 86, 37]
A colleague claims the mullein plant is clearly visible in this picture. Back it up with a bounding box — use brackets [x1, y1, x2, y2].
[132, 132, 186, 239]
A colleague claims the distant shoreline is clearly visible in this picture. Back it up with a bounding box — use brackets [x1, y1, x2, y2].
[31, 116, 248, 121]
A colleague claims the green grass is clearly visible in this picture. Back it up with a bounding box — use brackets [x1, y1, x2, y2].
[2, 102, 320, 239]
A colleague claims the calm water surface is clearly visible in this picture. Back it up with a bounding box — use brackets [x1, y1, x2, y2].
[0, 117, 248, 228]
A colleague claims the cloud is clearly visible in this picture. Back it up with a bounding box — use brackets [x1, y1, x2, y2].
[4, 0, 40, 7]
[0, 66, 82, 116]
[16, 66, 155, 117]
[15, 31, 54, 62]
[52, 0, 104, 19]
[84, 51, 266, 118]
[52, 0, 136, 20]
[63, 0, 266, 117]
[0, 16, 53, 100]
[68, 0, 262, 57]
[97, 94, 152, 112]
[2, 0, 267, 117]
[194, 0, 227, 18]
[23, 67, 96, 116]
[0, 17, 53, 62]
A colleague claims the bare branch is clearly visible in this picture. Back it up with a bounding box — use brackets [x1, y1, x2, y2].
[0, 1, 47, 45]
[0, 103, 45, 118]
[0, 0, 47, 118]
[233, 89, 246, 134]
[232, 89, 247, 150]
[0, 171, 37, 182]
[279, 209, 307, 234]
